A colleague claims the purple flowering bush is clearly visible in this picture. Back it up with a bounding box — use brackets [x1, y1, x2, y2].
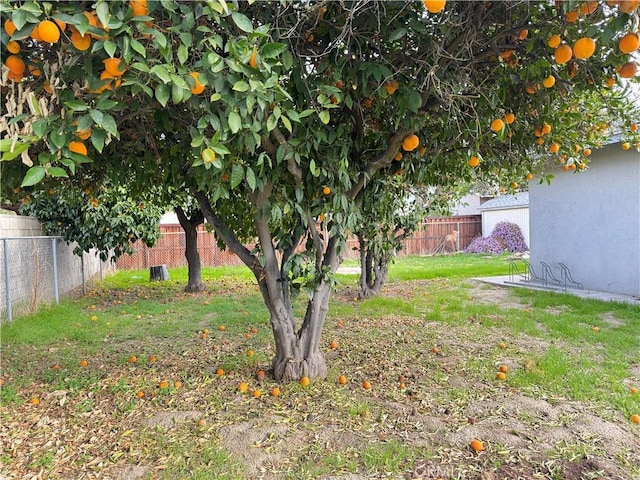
[464, 222, 528, 255]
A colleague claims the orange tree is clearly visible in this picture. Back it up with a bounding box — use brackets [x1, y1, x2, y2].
[2, 0, 640, 381]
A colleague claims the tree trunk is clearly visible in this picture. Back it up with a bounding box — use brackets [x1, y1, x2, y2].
[175, 206, 205, 293]
[358, 236, 389, 298]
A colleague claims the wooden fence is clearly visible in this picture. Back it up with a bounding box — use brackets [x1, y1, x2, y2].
[115, 216, 481, 270]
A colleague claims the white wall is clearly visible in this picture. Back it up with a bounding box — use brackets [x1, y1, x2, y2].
[529, 142, 640, 296]
[482, 207, 530, 248]
[0, 214, 42, 237]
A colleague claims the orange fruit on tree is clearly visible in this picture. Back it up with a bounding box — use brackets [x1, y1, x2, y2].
[103, 58, 126, 76]
[323, 186, 331, 195]
[468, 156, 480, 168]
[541, 123, 552, 135]
[619, 0, 639, 14]
[525, 83, 538, 95]
[573, 37, 596, 60]
[548, 34, 562, 48]
[605, 76, 616, 88]
[470, 439, 485, 452]
[362, 380, 371, 389]
[622, 142, 631, 150]
[338, 375, 347, 385]
[402, 134, 420, 152]
[542, 75, 555, 88]
[394, 152, 403, 161]
[583, 148, 591, 156]
[518, 29, 528, 40]
[526, 173, 533, 181]
[619, 32, 640, 54]
[631, 123, 638, 132]
[423, 0, 446, 13]
[554, 44, 573, 64]
[130, 0, 148, 16]
[383, 80, 398, 95]
[189, 72, 205, 94]
[618, 61, 638, 78]
[249, 49, 258, 68]
[4, 55, 25, 75]
[7, 41, 20, 54]
[565, 10, 579, 23]
[511, 182, 518, 189]
[549, 142, 560, 153]
[201, 148, 216, 163]
[37, 20, 60, 43]
[299, 376, 310, 387]
[504, 112, 515, 124]
[490, 118, 504, 132]
[631, 414, 640, 423]
[71, 30, 91, 51]
[69, 141, 88, 156]
[4, 19, 16, 36]
[580, 1, 598, 14]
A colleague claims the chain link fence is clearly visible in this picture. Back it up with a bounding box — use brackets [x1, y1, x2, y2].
[0, 236, 114, 321]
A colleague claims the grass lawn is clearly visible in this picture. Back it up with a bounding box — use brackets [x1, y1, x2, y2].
[1, 254, 639, 480]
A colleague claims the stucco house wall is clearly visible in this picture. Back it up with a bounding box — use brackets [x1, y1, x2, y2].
[529, 142, 640, 296]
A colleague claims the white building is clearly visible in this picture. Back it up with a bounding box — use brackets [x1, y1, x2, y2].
[477, 192, 530, 248]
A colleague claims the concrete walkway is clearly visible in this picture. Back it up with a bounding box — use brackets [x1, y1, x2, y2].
[475, 275, 640, 306]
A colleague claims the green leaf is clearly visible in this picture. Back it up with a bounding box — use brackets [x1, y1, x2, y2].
[91, 129, 106, 152]
[104, 39, 117, 58]
[21, 166, 46, 187]
[101, 113, 118, 137]
[89, 109, 105, 126]
[266, 114, 277, 132]
[96, 3, 110, 31]
[77, 114, 93, 131]
[1, 142, 30, 161]
[50, 132, 67, 149]
[246, 166, 256, 190]
[60, 157, 76, 175]
[64, 100, 89, 112]
[233, 80, 249, 92]
[131, 38, 146, 57]
[319, 110, 330, 125]
[171, 82, 185, 104]
[231, 12, 254, 33]
[155, 84, 170, 107]
[230, 163, 244, 188]
[95, 99, 118, 110]
[261, 42, 287, 59]
[178, 44, 189, 64]
[150, 65, 172, 84]
[389, 28, 407, 41]
[281, 115, 292, 133]
[228, 111, 241, 134]
[47, 166, 68, 178]
[32, 119, 47, 138]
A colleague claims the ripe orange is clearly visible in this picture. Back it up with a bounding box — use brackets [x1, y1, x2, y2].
[511, 182, 518, 190]
[394, 152, 403, 161]
[29, 397, 41, 405]
[565, 10, 579, 23]
[249, 49, 258, 68]
[237, 382, 249, 392]
[4, 55, 25, 75]
[130, 0, 148, 16]
[423, 0, 446, 13]
[619, 32, 640, 54]
[330, 341, 338, 350]
[554, 44, 572, 64]
[218, 325, 226, 331]
[4, 19, 16, 36]
[619, 0, 639, 14]
[470, 439, 485, 452]
[71, 30, 91, 51]
[580, 1, 598, 14]
[51, 363, 61, 370]
[299, 376, 310, 387]
[271, 387, 280, 396]
[631, 414, 640, 423]
[323, 186, 331, 195]
[583, 148, 591, 157]
[246, 349, 254, 357]
[189, 72, 205, 94]
[69, 141, 88, 156]
[431, 346, 439, 353]
[622, 142, 631, 150]
[402, 134, 420, 152]
[136, 390, 145, 398]
[37, 20, 60, 43]
[573, 37, 596, 60]
[498, 342, 506, 349]
[7, 40, 20, 54]
[490, 118, 504, 132]
[362, 380, 372, 389]
[499, 365, 508, 373]
[504, 112, 515, 124]
[158, 380, 169, 389]
[468, 156, 480, 168]
[549, 142, 560, 153]
[548, 34, 562, 48]
[518, 29, 528, 40]
[631, 387, 638, 394]
[605, 76, 616, 88]
[542, 75, 555, 88]
[174, 381, 183, 389]
[338, 375, 347, 385]
[631, 123, 638, 132]
[149, 355, 157, 363]
[80, 359, 88, 367]
[383, 80, 398, 95]
[541, 123, 552, 135]
[252, 389, 261, 398]
[103, 58, 126, 76]
[618, 61, 638, 78]
[128, 355, 137, 363]
[77, 126, 92, 140]
[526, 173, 533, 181]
